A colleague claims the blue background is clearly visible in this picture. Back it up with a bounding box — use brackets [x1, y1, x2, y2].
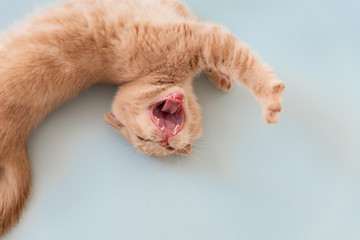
[1, 0, 360, 239]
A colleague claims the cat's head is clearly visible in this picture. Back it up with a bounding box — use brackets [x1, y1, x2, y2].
[103, 77, 202, 156]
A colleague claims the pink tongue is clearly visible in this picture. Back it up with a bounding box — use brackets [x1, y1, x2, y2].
[161, 99, 181, 114]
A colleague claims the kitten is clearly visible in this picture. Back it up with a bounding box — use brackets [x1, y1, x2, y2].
[0, 0, 285, 235]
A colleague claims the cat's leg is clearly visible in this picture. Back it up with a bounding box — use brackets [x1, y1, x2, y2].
[159, 0, 198, 20]
[199, 25, 285, 123]
[203, 67, 234, 92]
[161, 1, 234, 93]
[160, 2, 234, 93]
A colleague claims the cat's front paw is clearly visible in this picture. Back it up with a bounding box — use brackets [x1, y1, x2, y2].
[262, 82, 285, 124]
[205, 68, 234, 92]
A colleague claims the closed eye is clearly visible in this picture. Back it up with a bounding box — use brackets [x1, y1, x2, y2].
[137, 136, 153, 142]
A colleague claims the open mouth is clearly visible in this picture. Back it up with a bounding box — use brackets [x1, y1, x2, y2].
[149, 93, 185, 137]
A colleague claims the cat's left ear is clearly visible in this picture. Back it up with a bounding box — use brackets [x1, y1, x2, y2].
[102, 112, 125, 132]
[176, 144, 192, 156]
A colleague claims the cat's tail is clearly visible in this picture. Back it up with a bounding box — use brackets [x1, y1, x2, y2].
[0, 144, 32, 236]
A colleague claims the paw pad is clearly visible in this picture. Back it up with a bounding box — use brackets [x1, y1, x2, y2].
[272, 83, 285, 93]
[205, 68, 233, 92]
[221, 79, 226, 87]
[262, 82, 285, 124]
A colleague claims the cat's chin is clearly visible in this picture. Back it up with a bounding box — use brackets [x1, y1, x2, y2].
[136, 143, 192, 157]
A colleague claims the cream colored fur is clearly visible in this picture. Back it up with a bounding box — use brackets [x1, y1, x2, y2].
[0, 0, 284, 235]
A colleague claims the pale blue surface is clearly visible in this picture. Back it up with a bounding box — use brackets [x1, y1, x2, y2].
[1, 0, 360, 239]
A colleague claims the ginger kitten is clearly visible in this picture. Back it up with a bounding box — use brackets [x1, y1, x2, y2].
[0, 0, 284, 235]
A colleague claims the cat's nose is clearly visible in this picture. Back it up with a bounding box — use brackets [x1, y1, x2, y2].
[159, 140, 169, 147]
[159, 140, 175, 151]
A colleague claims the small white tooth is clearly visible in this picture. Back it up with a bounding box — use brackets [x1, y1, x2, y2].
[155, 117, 160, 123]
[174, 125, 181, 133]
[161, 126, 165, 131]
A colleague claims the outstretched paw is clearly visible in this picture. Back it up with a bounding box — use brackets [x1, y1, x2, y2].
[262, 82, 285, 124]
[205, 68, 234, 92]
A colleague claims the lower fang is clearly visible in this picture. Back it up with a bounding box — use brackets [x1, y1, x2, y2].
[174, 125, 181, 134]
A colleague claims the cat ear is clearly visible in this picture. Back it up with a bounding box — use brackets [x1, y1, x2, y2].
[102, 112, 125, 132]
[176, 144, 192, 156]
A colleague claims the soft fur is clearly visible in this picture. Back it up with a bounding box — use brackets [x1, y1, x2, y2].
[0, 0, 285, 235]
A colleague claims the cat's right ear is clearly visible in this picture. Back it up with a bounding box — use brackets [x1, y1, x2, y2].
[102, 112, 125, 132]
[176, 144, 192, 156]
